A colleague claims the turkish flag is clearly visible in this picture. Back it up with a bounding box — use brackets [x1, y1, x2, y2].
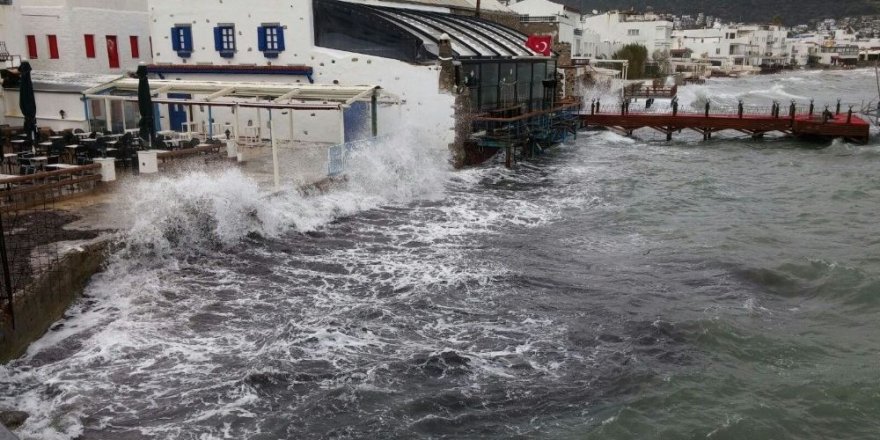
[526, 35, 552, 56]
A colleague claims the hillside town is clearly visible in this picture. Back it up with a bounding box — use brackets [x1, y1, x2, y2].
[0, 0, 869, 186]
[0, 1, 877, 438]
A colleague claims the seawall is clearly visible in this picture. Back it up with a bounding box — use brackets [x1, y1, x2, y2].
[0, 237, 111, 363]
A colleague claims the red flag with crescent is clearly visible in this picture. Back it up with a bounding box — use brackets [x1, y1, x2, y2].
[526, 35, 552, 56]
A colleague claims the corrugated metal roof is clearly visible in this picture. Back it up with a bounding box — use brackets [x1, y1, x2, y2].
[367, 5, 544, 59]
[346, 0, 474, 10]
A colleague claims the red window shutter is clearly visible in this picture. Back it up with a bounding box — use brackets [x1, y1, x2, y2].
[26, 35, 37, 59]
[47, 35, 59, 59]
[130, 35, 139, 58]
[106, 35, 119, 68]
[84, 34, 96, 58]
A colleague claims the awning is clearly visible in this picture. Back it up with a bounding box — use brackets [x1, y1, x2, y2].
[2, 70, 122, 93]
[82, 78, 399, 110]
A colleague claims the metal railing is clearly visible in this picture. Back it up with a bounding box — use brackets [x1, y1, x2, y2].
[584, 101, 865, 120]
[0, 165, 102, 212]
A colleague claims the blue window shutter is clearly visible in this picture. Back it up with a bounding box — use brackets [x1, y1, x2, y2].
[257, 26, 267, 52]
[171, 27, 181, 51]
[214, 27, 223, 51]
[276, 27, 285, 51]
[182, 27, 193, 50]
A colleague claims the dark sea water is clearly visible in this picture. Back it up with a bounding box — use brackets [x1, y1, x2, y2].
[2, 69, 880, 439]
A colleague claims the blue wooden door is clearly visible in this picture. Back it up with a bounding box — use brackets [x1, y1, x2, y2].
[168, 93, 191, 131]
[343, 101, 370, 143]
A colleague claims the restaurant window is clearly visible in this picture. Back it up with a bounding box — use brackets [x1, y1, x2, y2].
[47, 35, 59, 59]
[517, 63, 532, 109]
[499, 63, 516, 108]
[214, 25, 236, 58]
[130, 35, 140, 58]
[171, 25, 193, 57]
[258, 24, 284, 58]
[26, 35, 37, 59]
[480, 63, 499, 111]
[462, 63, 480, 111]
[84, 34, 96, 58]
[532, 62, 546, 109]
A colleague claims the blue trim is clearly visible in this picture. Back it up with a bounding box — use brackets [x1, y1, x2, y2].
[215, 25, 236, 58]
[146, 65, 314, 78]
[172, 26, 193, 58]
[258, 25, 285, 58]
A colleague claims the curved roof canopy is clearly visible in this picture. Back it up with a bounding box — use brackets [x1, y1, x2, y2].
[314, 0, 549, 63]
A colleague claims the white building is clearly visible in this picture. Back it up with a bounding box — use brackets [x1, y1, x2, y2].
[0, 1, 25, 69]
[144, 0, 551, 144]
[580, 10, 673, 60]
[16, 0, 150, 74]
[508, 0, 581, 54]
[788, 30, 861, 66]
[673, 23, 790, 71]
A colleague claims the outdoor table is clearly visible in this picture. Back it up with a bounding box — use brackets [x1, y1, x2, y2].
[45, 163, 79, 170]
[3, 153, 16, 173]
[64, 144, 81, 163]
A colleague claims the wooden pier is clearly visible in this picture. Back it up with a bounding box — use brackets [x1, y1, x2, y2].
[622, 83, 678, 99]
[580, 106, 870, 144]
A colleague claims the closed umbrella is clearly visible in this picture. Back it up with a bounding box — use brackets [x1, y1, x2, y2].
[137, 64, 155, 147]
[18, 61, 37, 153]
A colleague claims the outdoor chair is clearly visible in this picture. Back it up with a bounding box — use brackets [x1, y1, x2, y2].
[18, 158, 36, 175]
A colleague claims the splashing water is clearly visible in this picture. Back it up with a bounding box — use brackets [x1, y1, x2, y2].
[4, 69, 880, 440]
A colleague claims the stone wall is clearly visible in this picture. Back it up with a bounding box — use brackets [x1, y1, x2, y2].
[0, 239, 111, 363]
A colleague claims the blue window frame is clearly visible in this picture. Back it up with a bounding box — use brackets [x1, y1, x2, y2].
[171, 25, 193, 58]
[214, 24, 235, 58]
[257, 24, 285, 58]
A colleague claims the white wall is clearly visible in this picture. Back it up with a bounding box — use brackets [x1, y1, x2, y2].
[509, 0, 579, 48]
[581, 12, 672, 59]
[4, 90, 88, 130]
[509, 0, 565, 16]
[19, 0, 150, 74]
[0, 4, 25, 65]
[148, 0, 454, 147]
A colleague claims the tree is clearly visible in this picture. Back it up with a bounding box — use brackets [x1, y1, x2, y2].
[653, 49, 671, 74]
[613, 44, 648, 79]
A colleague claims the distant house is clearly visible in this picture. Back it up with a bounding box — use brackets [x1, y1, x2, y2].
[580, 10, 673, 60]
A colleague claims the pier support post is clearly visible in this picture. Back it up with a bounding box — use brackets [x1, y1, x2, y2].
[666, 127, 672, 141]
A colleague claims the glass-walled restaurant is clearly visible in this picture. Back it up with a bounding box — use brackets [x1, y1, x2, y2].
[314, 0, 557, 114]
[462, 60, 557, 113]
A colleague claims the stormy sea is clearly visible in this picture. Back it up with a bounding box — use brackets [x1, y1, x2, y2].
[2, 68, 879, 439]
